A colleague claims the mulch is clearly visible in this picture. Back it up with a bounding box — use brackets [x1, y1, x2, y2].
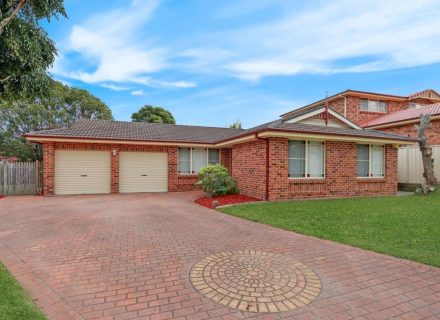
[0, 196, 4, 200]
[195, 194, 262, 208]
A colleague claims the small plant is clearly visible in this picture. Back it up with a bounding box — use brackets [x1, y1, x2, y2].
[196, 164, 238, 197]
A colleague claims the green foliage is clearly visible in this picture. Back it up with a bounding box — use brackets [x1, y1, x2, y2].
[0, 262, 47, 320]
[0, 80, 113, 160]
[131, 105, 176, 124]
[220, 189, 440, 267]
[196, 164, 238, 196]
[229, 119, 242, 129]
[0, 0, 66, 100]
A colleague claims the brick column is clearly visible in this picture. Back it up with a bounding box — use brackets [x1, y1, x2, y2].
[268, 138, 290, 201]
[168, 147, 178, 192]
[385, 145, 398, 194]
[111, 146, 120, 193]
[43, 142, 55, 196]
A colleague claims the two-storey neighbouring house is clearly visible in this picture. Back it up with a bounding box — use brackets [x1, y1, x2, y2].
[281, 89, 440, 186]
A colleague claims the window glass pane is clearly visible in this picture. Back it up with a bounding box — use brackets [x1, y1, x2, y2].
[368, 100, 378, 112]
[192, 148, 206, 173]
[379, 101, 387, 112]
[208, 149, 220, 164]
[178, 148, 191, 173]
[357, 161, 369, 177]
[359, 99, 368, 111]
[357, 144, 369, 161]
[371, 146, 384, 177]
[289, 159, 305, 177]
[308, 141, 324, 177]
[289, 140, 305, 159]
[357, 144, 369, 177]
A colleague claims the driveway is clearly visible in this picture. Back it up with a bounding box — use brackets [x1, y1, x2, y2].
[0, 193, 439, 320]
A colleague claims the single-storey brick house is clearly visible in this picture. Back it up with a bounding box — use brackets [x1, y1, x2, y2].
[26, 102, 417, 200]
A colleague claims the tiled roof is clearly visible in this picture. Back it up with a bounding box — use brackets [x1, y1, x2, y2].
[27, 118, 417, 144]
[408, 89, 440, 99]
[26, 119, 244, 144]
[361, 103, 440, 128]
[226, 120, 416, 142]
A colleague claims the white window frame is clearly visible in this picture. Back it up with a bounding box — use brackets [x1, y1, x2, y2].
[356, 144, 385, 178]
[359, 99, 388, 113]
[288, 140, 325, 179]
[178, 147, 221, 175]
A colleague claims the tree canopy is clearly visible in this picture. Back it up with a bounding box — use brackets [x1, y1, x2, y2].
[229, 120, 242, 129]
[131, 105, 176, 124]
[0, 0, 66, 100]
[0, 80, 113, 160]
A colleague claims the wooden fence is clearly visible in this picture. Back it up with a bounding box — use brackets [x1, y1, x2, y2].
[0, 161, 43, 196]
[398, 145, 440, 184]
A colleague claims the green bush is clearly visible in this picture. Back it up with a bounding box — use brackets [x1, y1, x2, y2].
[196, 164, 239, 196]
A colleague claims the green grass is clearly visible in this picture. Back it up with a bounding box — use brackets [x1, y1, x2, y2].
[219, 190, 440, 267]
[0, 263, 47, 320]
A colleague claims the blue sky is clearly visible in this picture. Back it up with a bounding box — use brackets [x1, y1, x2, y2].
[45, 0, 440, 128]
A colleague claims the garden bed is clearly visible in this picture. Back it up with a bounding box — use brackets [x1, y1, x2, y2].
[195, 194, 261, 208]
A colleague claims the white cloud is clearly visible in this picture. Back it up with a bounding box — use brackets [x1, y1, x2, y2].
[185, 0, 440, 80]
[55, 0, 196, 89]
[131, 89, 146, 96]
[101, 83, 131, 91]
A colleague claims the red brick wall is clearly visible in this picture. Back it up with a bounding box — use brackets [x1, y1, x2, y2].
[329, 96, 408, 125]
[379, 120, 440, 145]
[231, 139, 267, 200]
[231, 138, 398, 201]
[221, 149, 232, 172]
[42, 142, 231, 195]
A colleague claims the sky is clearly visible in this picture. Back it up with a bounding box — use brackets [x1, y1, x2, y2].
[45, 0, 440, 128]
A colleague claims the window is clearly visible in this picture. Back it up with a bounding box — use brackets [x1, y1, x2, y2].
[356, 144, 385, 177]
[359, 99, 387, 112]
[288, 140, 325, 178]
[178, 148, 220, 174]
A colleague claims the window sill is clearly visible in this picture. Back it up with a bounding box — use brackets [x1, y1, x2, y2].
[289, 178, 326, 184]
[356, 177, 386, 183]
[359, 110, 387, 114]
[178, 174, 198, 178]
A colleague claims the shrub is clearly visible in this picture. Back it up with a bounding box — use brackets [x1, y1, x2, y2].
[196, 164, 238, 197]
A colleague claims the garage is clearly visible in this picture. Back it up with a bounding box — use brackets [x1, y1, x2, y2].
[54, 150, 111, 195]
[119, 152, 168, 193]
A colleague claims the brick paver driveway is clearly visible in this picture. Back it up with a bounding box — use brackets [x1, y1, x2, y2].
[0, 192, 439, 320]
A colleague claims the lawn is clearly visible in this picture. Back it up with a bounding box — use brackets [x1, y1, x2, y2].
[219, 190, 440, 267]
[0, 263, 47, 320]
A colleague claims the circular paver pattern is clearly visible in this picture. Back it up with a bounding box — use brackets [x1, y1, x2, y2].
[190, 250, 321, 313]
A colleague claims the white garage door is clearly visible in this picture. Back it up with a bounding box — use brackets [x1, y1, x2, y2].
[55, 150, 111, 195]
[119, 152, 168, 193]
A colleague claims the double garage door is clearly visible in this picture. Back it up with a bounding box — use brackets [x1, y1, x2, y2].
[54, 150, 168, 195]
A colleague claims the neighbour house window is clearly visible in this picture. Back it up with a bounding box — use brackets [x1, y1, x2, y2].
[178, 148, 220, 174]
[288, 140, 325, 178]
[356, 144, 385, 177]
[359, 99, 387, 112]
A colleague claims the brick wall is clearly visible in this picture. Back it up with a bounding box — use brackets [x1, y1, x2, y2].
[379, 120, 440, 145]
[231, 138, 398, 201]
[42, 142, 231, 195]
[329, 96, 408, 125]
[231, 139, 267, 200]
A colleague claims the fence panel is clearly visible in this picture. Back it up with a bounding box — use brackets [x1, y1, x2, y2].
[0, 161, 42, 196]
[398, 146, 440, 184]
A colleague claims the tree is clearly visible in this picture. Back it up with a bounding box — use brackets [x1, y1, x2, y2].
[0, 80, 113, 160]
[416, 114, 438, 187]
[131, 105, 176, 124]
[229, 120, 242, 129]
[0, 0, 66, 99]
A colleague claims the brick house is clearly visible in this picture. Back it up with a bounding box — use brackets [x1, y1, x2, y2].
[26, 102, 417, 200]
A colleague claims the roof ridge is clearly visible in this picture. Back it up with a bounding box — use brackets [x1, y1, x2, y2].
[74, 118, 244, 131]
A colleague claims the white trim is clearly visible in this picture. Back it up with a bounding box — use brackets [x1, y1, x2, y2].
[284, 106, 362, 129]
[257, 131, 417, 145]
